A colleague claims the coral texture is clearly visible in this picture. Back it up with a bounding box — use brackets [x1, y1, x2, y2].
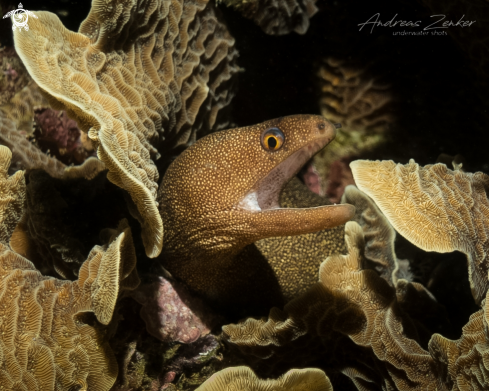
[314, 57, 394, 193]
[224, 221, 445, 389]
[348, 162, 489, 390]
[342, 185, 450, 346]
[351, 159, 489, 304]
[0, 114, 66, 177]
[0, 145, 25, 245]
[318, 58, 393, 131]
[0, 212, 139, 391]
[429, 291, 489, 391]
[196, 366, 333, 391]
[0, 80, 49, 135]
[61, 157, 106, 180]
[221, 0, 318, 35]
[109, 305, 222, 391]
[13, 0, 239, 258]
[341, 185, 410, 285]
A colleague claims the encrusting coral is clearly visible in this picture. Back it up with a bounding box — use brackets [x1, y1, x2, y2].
[159, 114, 355, 316]
[0, 221, 139, 391]
[196, 366, 333, 391]
[0, 145, 25, 245]
[108, 303, 223, 391]
[131, 272, 222, 343]
[342, 185, 450, 346]
[13, 0, 240, 258]
[351, 159, 489, 304]
[219, 0, 318, 35]
[33, 107, 94, 165]
[0, 144, 140, 390]
[341, 185, 411, 285]
[317, 58, 393, 132]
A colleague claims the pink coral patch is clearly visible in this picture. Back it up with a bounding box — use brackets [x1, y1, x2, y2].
[33, 108, 94, 165]
[132, 276, 220, 344]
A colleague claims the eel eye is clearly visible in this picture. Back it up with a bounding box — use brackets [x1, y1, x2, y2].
[261, 127, 285, 151]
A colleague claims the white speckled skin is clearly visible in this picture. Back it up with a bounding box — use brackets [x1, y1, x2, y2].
[158, 115, 355, 316]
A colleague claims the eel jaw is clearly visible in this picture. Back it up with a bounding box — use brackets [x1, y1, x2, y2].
[237, 137, 355, 239]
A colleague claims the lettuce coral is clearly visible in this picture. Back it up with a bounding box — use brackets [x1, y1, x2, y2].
[0, 143, 139, 390]
[13, 0, 239, 258]
[196, 366, 333, 391]
[351, 160, 489, 304]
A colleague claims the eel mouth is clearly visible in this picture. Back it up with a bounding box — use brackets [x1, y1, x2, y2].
[239, 137, 333, 212]
[237, 135, 355, 237]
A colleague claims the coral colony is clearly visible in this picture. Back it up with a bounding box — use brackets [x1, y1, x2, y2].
[0, 0, 488, 390]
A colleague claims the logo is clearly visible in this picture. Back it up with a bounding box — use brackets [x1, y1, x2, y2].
[3, 3, 38, 31]
[358, 13, 476, 36]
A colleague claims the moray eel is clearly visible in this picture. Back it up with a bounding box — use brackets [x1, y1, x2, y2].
[158, 115, 354, 317]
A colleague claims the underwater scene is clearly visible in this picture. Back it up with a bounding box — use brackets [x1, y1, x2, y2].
[0, 0, 488, 389]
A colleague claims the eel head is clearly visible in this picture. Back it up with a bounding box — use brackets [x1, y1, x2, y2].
[159, 114, 355, 256]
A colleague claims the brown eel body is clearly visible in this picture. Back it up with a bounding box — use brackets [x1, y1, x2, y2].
[158, 115, 354, 317]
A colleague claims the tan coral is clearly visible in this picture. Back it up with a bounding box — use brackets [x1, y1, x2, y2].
[13, 0, 239, 257]
[62, 157, 106, 180]
[221, 0, 318, 35]
[0, 114, 66, 177]
[429, 289, 489, 390]
[0, 80, 49, 135]
[0, 218, 139, 391]
[341, 184, 411, 285]
[351, 159, 489, 304]
[224, 221, 445, 389]
[0, 145, 25, 245]
[196, 366, 333, 391]
[342, 185, 450, 347]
